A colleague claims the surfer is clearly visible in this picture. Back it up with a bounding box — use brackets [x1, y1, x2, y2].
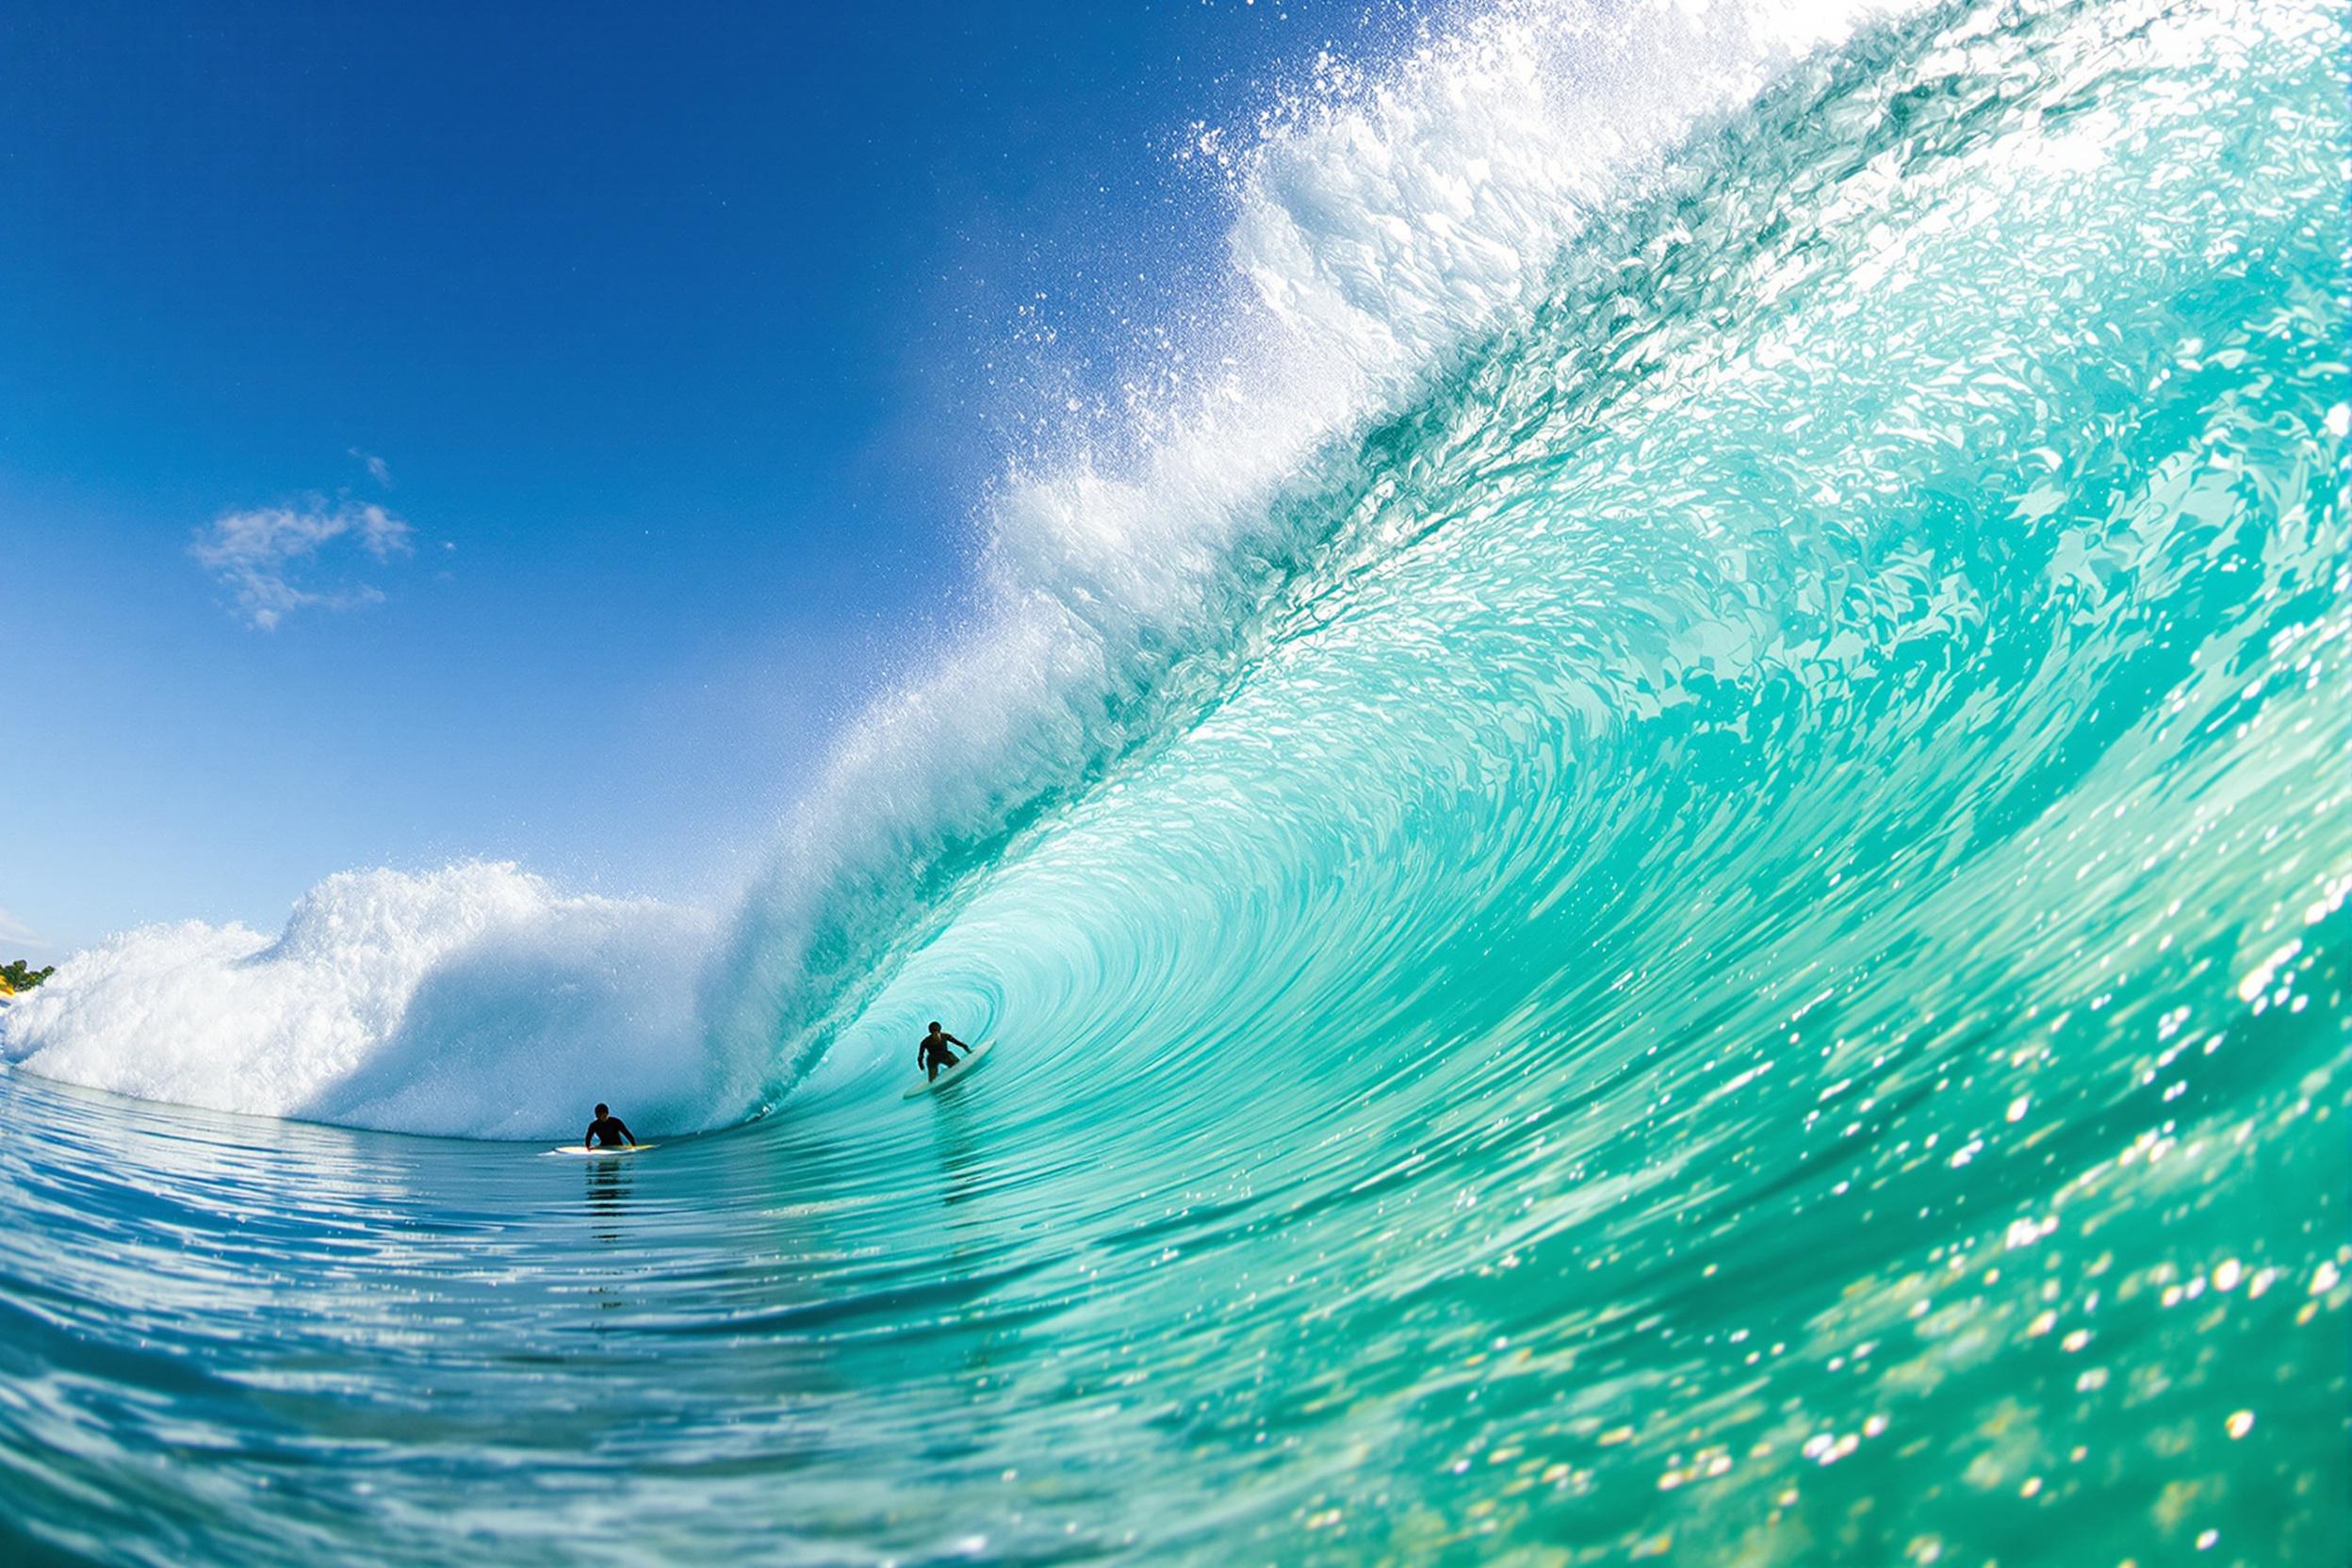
[583, 1103, 636, 1150]
[917, 1021, 970, 1082]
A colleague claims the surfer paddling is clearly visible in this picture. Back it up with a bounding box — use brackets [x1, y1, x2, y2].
[583, 1103, 637, 1150]
[917, 1021, 971, 1083]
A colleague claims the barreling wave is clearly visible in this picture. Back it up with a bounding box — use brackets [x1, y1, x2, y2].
[1, 0, 2345, 1559]
[3, 0, 1930, 1137]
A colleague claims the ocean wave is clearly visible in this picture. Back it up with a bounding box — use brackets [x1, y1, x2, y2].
[12, 0, 2278, 1145]
[1, 0, 2344, 1555]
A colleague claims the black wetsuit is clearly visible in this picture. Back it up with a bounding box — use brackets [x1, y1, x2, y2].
[918, 1031, 967, 1081]
[585, 1116, 635, 1149]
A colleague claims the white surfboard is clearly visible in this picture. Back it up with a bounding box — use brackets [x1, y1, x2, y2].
[547, 1143, 657, 1157]
[903, 1041, 995, 1099]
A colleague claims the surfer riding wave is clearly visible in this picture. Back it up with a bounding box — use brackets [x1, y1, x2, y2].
[916, 1023, 968, 1083]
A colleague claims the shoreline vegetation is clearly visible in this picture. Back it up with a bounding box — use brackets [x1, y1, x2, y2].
[0, 961, 54, 996]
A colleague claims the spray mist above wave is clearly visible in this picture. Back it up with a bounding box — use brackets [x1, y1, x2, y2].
[4, 0, 1919, 1136]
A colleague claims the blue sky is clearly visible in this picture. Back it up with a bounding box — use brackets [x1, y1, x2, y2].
[0, 0, 1396, 957]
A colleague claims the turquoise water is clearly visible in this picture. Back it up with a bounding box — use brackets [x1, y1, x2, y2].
[4, 0, 2348, 1561]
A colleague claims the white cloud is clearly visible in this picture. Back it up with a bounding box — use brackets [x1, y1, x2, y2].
[348, 447, 394, 487]
[190, 500, 416, 629]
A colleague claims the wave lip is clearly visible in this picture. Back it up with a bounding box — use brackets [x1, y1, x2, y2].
[0, 863, 720, 1141]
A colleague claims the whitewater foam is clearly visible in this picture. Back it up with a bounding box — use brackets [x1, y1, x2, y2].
[0, 865, 716, 1140]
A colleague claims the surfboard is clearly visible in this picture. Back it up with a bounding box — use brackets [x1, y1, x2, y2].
[547, 1143, 657, 1157]
[903, 1041, 994, 1099]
